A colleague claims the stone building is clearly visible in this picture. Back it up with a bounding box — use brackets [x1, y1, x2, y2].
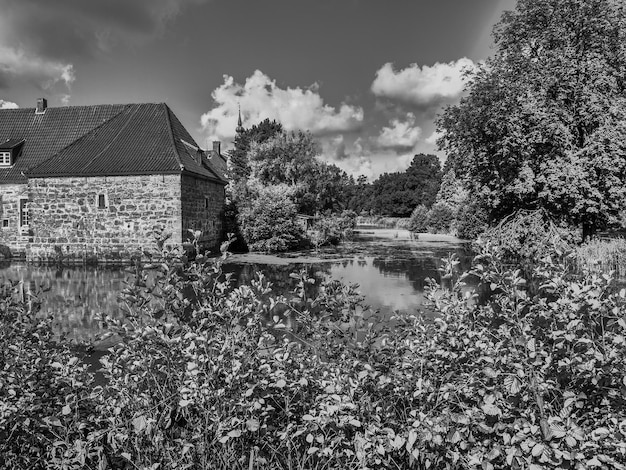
[0, 99, 227, 261]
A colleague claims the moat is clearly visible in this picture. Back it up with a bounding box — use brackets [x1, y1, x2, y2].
[0, 229, 472, 344]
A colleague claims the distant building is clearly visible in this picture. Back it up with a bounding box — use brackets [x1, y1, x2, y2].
[0, 99, 227, 261]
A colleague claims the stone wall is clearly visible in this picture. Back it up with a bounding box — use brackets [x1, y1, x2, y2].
[0, 183, 30, 256]
[27, 175, 183, 261]
[181, 174, 225, 251]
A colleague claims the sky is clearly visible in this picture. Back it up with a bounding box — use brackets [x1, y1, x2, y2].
[0, 0, 517, 179]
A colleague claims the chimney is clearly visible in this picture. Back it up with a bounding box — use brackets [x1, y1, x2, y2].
[35, 98, 47, 114]
[212, 141, 221, 155]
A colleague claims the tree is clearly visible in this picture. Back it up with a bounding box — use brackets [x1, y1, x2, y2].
[438, 0, 626, 239]
[237, 181, 306, 252]
[247, 130, 351, 215]
[368, 154, 442, 217]
[229, 118, 283, 183]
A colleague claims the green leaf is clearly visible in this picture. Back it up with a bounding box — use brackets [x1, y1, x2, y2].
[246, 419, 260, 432]
[531, 443, 544, 457]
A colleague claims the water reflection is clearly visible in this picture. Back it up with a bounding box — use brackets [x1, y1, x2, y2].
[0, 233, 472, 343]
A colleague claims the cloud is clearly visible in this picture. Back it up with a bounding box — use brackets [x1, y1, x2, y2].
[371, 58, 475, 108]
[0, 99, 18, 109]
[425, 130, 443, 146]
[319, 134, 420, 181]
[200, 70, 364, 141]
[376, 113, 421, 151]
[0, 46, 74, 91]
[0, 0, 210, 60]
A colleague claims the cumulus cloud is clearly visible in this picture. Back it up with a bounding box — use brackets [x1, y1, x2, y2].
[0, 99, 18, 109]
[425, 130, 444, 146]
[200, 70, 364, 141]
[376, 113, 421, 151]
[0, 0, 209, 60]
[319, 134, 421, 181]
[371, 58, 475, 108]
[0, 46, 74, 91]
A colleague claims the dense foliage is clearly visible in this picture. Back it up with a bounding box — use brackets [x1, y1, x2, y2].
[426, 202, 455, 234]
[455, 202, 489, 240]
[229, 125, 357, 251]
[350, 154, 442, 217]
[310, 210, 358, 248]
[438, 0, 626, 238]
[408, 205, 429, 233]
[236, 182, 306, 252]
[229, 118, 284, 183]
[247, 131, 352, 215]
[3, 233, 626, 468]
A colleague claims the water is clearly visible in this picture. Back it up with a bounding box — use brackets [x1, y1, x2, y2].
[0, 230, 472, 345]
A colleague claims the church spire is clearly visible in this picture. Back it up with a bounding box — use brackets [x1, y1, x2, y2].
[236, 103, 244, 134]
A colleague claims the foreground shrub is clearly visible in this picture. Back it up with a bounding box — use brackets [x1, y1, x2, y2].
[0, 284, 98, 469]
[427, 201, 455, 233]
[237, 183, 306, 252]
[408, 204, 429, 233]
[4, 237, 626, 469]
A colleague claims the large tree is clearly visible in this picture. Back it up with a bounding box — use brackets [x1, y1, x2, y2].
[438, 0, 626, 238]
[244, 130, 352, 215]
[229, 118, 283, 183]
[368, 154, 442, 217]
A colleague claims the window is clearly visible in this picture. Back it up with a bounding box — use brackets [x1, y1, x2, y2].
[97, 194, 108, 209]
[0, 151, 11, 166]
[204, 196, 210, 209]
[2, 219, 8, 228]
[19, 198, 29, 229]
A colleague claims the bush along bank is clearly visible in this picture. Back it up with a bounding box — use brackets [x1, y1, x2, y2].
[2, 239, 626, 469]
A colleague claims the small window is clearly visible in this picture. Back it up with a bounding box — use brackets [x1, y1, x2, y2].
[19, 198, 29, 231]
[0, 151, 11, 166]
[204, 197, 210, 209]
[97, 194, 108, 209]
[2, 219, 8, 228]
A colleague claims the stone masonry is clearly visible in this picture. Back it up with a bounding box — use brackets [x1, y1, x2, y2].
[27, 175, 181, 261]
[0, 183, 29, 254]
[181, 174, 225, 248]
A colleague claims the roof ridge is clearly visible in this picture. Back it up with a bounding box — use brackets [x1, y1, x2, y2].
[25, 105, 131, 176]
[68, 105, 140, 173]
[163, 103, 185, 171]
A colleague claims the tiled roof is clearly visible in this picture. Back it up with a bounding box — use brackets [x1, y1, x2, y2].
[0, 104, 127, 182]
[0, 103, 226, 183]
[0, 138, 25, 150]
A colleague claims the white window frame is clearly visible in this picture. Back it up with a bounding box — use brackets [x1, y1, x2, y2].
[19, 197, 29, 234]
[0, 151, 11, 166]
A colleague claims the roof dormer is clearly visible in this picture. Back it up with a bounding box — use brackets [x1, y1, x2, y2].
[0, 139, 25, 167]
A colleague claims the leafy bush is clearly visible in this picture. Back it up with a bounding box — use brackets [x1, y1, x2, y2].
[408, 204, 429, 233]
[4, 235, 626, 469]
[237, 183, 306, 252]
[310, 211, 358, 248]
[0, 283, 98, 469]
[427, 202, 455, 233]
[455, 201, 488, 239]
